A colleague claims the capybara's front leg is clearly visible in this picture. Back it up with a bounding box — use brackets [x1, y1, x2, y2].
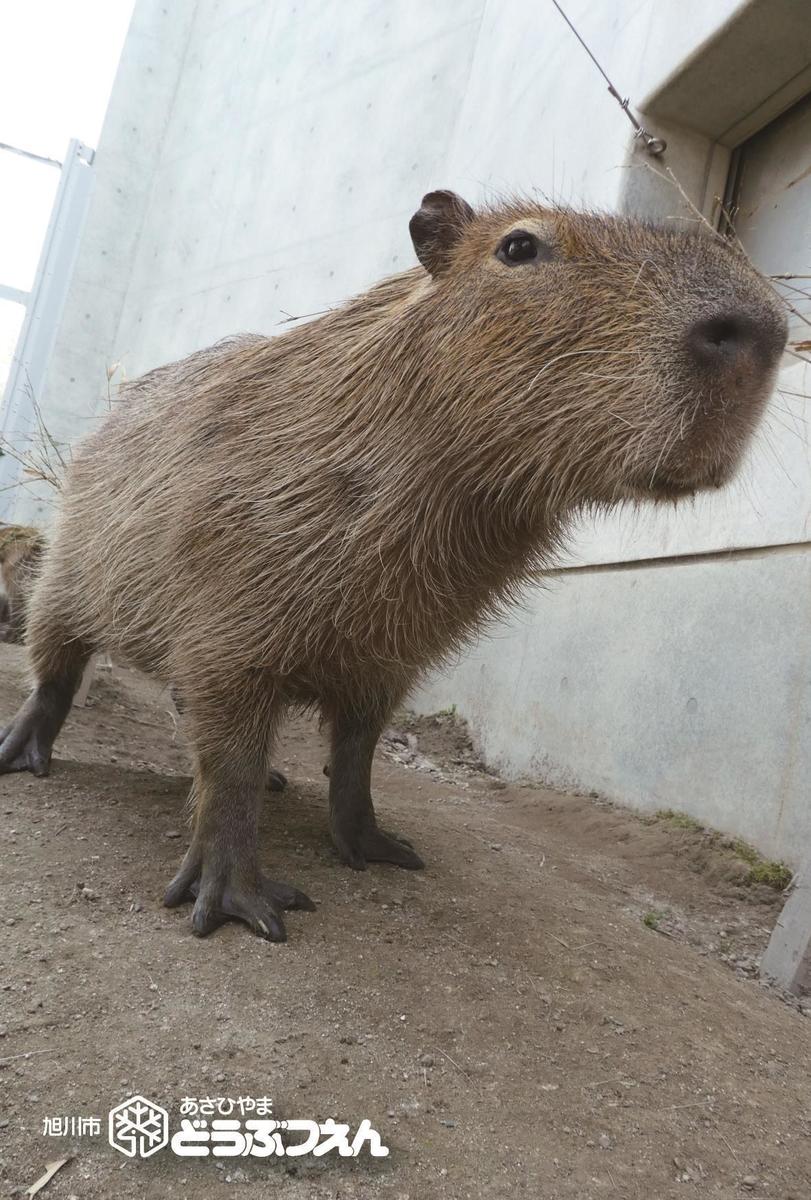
[163, 702, 314, 939]
[328, 709, 424, 871]
[164, 756, 315, 939]
[169, 684, 288, 794]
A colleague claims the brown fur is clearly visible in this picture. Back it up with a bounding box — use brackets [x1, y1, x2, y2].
[2, 195, 787, 940]
[0, 525, 45, 643]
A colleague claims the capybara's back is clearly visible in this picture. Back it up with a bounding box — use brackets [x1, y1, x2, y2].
[8, 191, 787, 942]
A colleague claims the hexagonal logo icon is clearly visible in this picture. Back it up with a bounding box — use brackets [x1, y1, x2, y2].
[108, 1095, 169, 1158]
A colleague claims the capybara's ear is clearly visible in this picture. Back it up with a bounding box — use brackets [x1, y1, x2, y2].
[409, 190, 475, 277]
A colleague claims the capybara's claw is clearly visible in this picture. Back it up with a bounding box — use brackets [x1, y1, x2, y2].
[164, 851, 315, 941]
[191, 884, 289, 941]
[191, 874, 315, 941]
[334, 824, 425, 871]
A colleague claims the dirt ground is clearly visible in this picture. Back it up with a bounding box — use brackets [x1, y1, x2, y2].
[0, 641, 809, 1200]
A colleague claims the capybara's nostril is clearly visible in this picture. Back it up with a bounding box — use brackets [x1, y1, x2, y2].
[687, 312, 786, 370]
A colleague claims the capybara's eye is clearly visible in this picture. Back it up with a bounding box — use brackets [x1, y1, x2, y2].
[497, 231, 539, 265]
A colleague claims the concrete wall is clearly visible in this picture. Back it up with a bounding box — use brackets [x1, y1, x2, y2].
[8, 0, 811, 863]
[412, 546, 811, 865]
[24, 0, 197, 454]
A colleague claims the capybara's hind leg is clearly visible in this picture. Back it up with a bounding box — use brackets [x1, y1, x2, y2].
[328, 709, 424, 871]
[164, 687, 314, 940]
[0, 630, 91, 776]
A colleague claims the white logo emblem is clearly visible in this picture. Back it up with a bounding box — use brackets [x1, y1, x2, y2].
[108, 1095, 169, 1158]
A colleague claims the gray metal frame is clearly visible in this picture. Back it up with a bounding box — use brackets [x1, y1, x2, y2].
[0, 139, 95, 518]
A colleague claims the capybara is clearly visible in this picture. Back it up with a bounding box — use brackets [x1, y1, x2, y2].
[0, 524, 45, 644]
[0, 192, 787, 941]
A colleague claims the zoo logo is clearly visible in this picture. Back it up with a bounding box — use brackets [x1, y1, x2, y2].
[108, 1095, 169, 1158]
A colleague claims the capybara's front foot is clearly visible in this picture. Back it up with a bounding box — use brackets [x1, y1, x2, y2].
[331, 820, 425, 872]
[163, 842, 315, 941]
[266, 768, 287, 793]
[0, 691, 65, 776]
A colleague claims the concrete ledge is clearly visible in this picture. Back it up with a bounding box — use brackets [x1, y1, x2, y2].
[760, 861, 811, 996]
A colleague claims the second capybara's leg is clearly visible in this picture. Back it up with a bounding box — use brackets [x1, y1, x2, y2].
[164, 688, 314, 940]
[328, 709, 424, 871]
[0, 618, 92, 777]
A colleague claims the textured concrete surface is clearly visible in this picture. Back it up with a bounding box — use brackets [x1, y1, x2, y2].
[25, 0, 197, 462]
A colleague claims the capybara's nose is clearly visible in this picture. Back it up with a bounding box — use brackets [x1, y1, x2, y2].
[687, 311, 786, 372]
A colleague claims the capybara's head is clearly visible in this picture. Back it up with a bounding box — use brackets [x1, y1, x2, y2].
[408, 192, 787, 508]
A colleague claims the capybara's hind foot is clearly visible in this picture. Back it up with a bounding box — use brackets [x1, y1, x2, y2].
[266, 768, 287, 793]
[333, 823, 425, 871]
[164, 845, 315, 941]
[0, 693, 65, 777]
